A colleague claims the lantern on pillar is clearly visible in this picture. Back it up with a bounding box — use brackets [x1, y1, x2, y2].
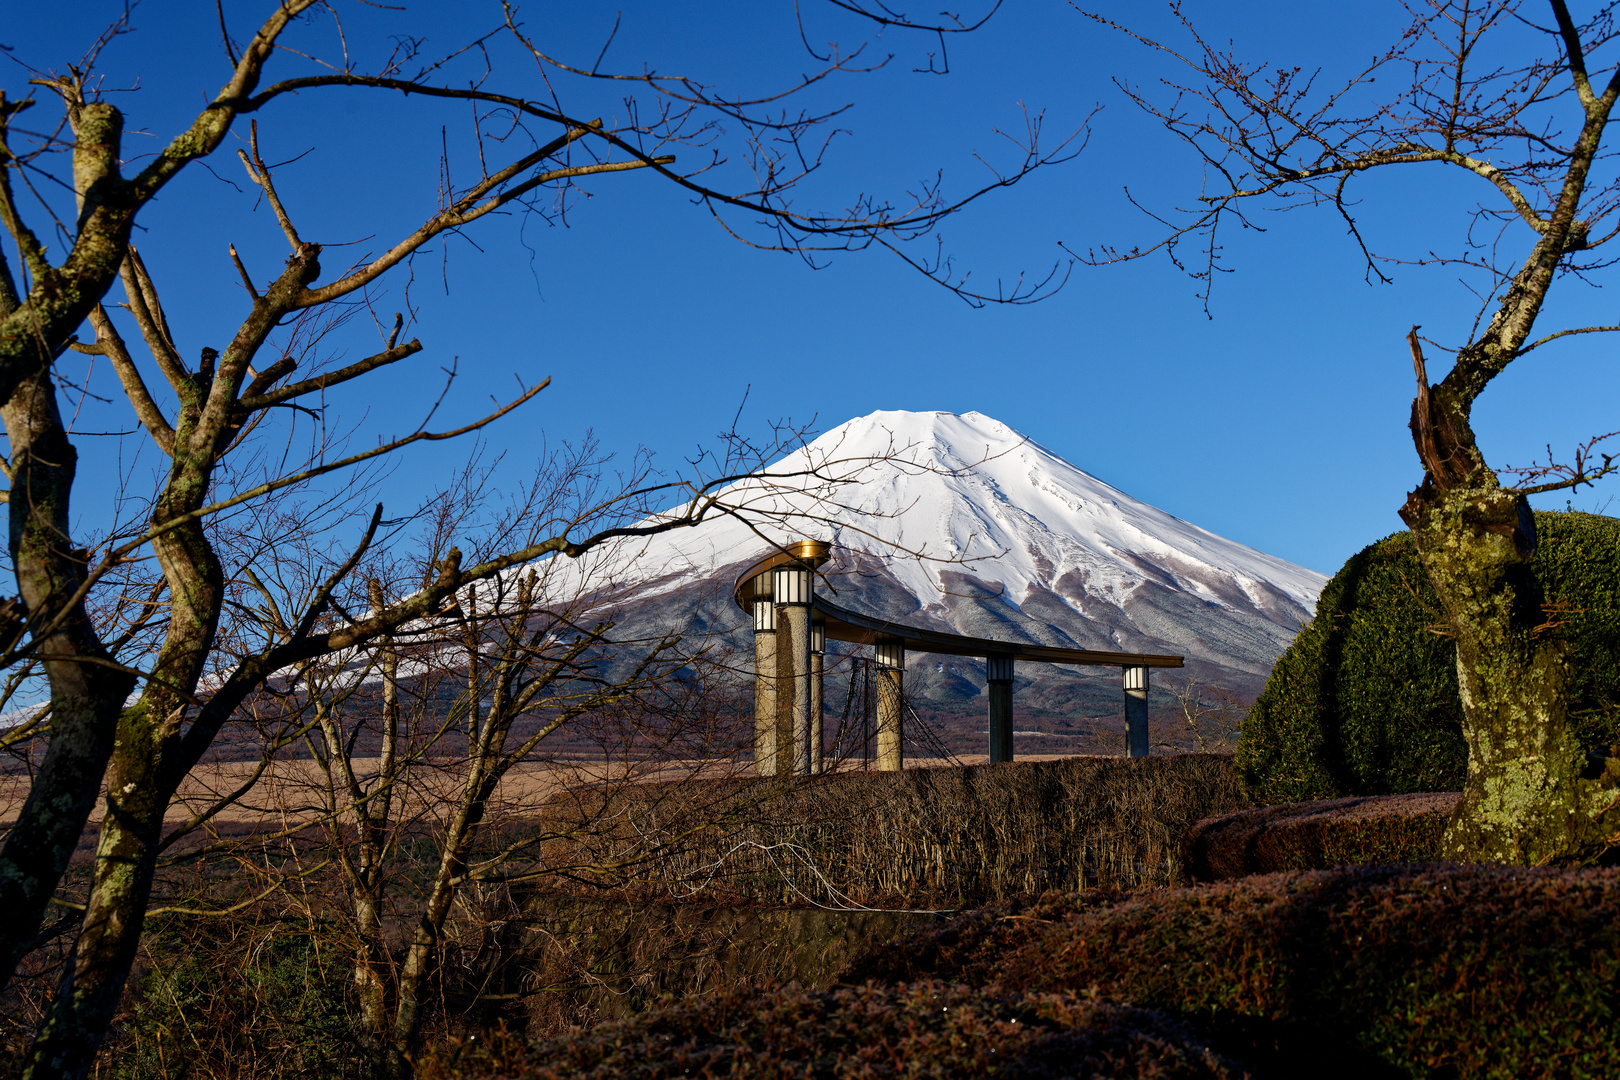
[873, 640, 904, 670]
[772, 564, 812, 606]
[753, 597, 778, 632]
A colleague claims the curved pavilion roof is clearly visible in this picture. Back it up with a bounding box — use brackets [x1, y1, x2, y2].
[733, 545, 1183, 669]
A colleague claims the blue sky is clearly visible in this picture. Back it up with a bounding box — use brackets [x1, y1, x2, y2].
[6, 1, 1618, 576]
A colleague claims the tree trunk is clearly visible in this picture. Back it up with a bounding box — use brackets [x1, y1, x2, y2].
[1401, 354, 1620, 863]
[23, 437, 224, 1079]
[23, 700, 177, 1080]
[353, 617, 399, 1061]
[352, 869, 394, 1067]
[0, 365, 134, 995]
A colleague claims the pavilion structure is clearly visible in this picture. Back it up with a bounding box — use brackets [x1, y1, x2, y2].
[734, 540, 1185, 774]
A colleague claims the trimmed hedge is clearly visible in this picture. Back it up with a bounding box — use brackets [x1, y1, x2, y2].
[537, 755, 1245, 906]
[848, 864, 1620, 1079]
[418, 981, 1248, 1079]
[1181, 792, 1458, 881]
[508, 894, 934, 1034]
[1238, 511, 1620, 803]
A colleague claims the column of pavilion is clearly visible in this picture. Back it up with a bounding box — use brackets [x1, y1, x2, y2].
[750, 541, 832, 775]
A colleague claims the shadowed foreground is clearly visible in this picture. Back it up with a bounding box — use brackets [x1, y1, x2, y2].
[430, 863, 1620, 1079]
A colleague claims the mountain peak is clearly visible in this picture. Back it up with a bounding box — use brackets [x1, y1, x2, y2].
[584, 410, 1324, 692]
[753, 410, 1323, 618]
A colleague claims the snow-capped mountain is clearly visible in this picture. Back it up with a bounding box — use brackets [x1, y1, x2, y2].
[580, 409, 1325, 708]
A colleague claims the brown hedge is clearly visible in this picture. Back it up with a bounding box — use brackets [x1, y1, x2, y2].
[846, 864, 1620, 1079]
[537, 754, 1245, 907]
[417, 981, 1248, 1079]
[1181, 792, 1459, 881]
[506, 893, 936, 1035]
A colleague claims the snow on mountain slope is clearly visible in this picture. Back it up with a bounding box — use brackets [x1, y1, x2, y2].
[578, 410, 1325, 698]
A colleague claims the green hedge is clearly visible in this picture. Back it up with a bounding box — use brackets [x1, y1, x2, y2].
[1238, 510, 1620, 803]
[847, 864, 1620, 1079]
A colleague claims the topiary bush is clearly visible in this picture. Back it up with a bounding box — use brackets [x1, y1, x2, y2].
[1238, 510, 1620, 803]
[846, 864, 1620, 1079]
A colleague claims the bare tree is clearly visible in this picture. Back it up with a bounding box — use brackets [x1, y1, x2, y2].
[1158, 676, 1243, 753]
[121, 436, 885, 1076]
[294, 452, 749, 1074]
[0, 4, 1075, 1076]
[1080, 0, 1620, 863]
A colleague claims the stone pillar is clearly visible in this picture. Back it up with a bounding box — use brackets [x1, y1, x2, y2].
[773, 565, 814, 776]
[1123, 664, 1149, 758]
[874, 638, 905, 771]
[986, 654, 1014, 763]
[810, 620, 826, 775]
[753, 593, 778, 775]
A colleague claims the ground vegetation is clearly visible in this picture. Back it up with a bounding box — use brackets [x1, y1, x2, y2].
[406, 862, 1620, 1079]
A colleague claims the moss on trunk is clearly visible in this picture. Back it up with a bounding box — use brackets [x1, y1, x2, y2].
[1405, 481, 1620, 863]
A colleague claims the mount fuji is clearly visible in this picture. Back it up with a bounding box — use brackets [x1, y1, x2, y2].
[581, 410, 1325, 724]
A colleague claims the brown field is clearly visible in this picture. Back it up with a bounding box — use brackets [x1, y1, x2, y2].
[0, 752, 1092, 836]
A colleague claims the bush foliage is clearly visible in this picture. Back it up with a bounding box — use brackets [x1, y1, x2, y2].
[106, 915, 366, 1080]
[848, 864, 1620, 1079]
[419, 981, 1247, 1079]
[1181, 793, 1457, 881]
[1238, 510, 1620, 803]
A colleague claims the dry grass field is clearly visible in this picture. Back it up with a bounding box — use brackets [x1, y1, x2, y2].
[0, 753, 1092, 837]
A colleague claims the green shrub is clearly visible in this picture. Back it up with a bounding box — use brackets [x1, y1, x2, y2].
[1181, 793, 1457, 881]
[419, 981, 1248, 1079]
[1238, 510, 1620, 803]
[107, 917, 366, 1080]
[847, 864, 1620, 1079]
